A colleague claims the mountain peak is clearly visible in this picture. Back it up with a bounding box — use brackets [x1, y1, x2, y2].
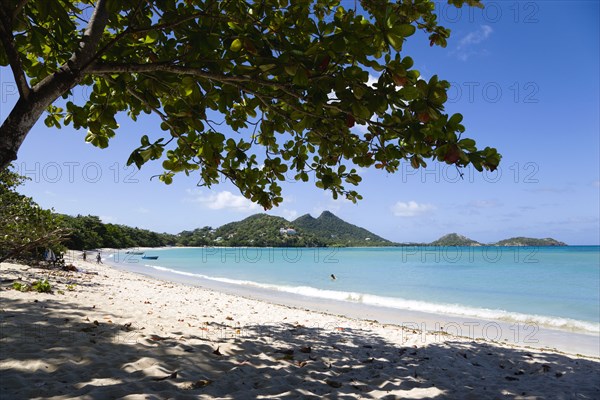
[294, 210, 390, 245]
[318, 210, 339, 219]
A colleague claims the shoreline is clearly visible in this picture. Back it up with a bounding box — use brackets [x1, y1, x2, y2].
[1, 253, 599, 398]
[105, 254, 599, 358]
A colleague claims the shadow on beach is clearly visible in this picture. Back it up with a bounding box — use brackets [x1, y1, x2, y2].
[1, 289, 599, 399]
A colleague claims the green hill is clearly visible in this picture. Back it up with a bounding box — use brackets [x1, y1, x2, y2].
[493, 237, 567, 246]
[429, 233, 481, 246]
[428, 233, 567, 247]
[293, 211, 391, 246]
[213, 214, 325, 247]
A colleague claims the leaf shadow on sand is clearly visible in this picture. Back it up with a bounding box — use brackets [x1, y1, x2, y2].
[1, 294, 599, 399]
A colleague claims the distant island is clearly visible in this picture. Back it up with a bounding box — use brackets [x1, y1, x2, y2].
[60, 211, 568, 250]
[428, 233, 566, 247]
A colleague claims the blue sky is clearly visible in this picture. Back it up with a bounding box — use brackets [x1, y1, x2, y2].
[1, 1, 598, 244]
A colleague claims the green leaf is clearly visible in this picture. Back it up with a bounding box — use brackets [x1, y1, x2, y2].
[395, 24, 416, 38]
[230, 38, 243, 52]
[292, 68, 309, 86]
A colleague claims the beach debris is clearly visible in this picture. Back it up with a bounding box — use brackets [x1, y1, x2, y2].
[275, 348, 294, 356]
[541, 365, 551, 373]
[62, 264, 78, 272]
[121, 322, 134, 332]
[213, 346, 222, 356]
[326, 379, 342, 388]
[186, 379, 213, 389]
[152, 371, 178, 381]
[226, 316, 234, 321]
[149, 334, 169, 341]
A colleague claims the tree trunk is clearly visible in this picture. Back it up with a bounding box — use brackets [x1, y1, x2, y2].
[0, 96, 49, 170]
[0, 65, 84, 170]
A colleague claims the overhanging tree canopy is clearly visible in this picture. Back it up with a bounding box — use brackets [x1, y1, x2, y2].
[0, 0, 500, 208]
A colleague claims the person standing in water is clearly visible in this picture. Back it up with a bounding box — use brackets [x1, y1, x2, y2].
[96, 252, 102, 264]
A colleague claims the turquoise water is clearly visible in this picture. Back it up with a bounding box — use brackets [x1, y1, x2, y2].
[108, 246, 600, 334]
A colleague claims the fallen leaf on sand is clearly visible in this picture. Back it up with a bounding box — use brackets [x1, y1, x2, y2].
[121, 322, 133, 332]
[188, 379, 213, 389]
[226, 316, 234, 321]
[275, 349, 294, 355]
[326, 379, 342, 388]
[149, 334, 169, 341]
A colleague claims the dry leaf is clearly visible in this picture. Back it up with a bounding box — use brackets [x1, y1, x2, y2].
[189, 379, 213, 389]
[326, 379, 342, 388]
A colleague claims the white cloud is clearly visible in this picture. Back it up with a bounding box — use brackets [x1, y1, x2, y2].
[185, 189, 260, 212]
[454, 25, 493, 61]
[458, 25, 493, 48]
[391, 201, 436, 217]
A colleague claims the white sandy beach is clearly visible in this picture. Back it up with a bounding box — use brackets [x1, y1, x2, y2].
[1, 253, 599, 399]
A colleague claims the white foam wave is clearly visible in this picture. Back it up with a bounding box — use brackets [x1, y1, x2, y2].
[146, 265, 600, 335]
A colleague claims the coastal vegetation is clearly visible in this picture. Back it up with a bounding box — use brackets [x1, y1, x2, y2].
[1, 165, 567, 261]
[56, 211, 567, 250]
[0, 166, 67, 262]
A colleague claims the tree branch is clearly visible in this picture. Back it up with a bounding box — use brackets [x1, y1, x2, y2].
[0, 6, 29, 98]
[12, 0, 28, 20]
[69, 0, 110, 71]
[88, 62, 294, 89]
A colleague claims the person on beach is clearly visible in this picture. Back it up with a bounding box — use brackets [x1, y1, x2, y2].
[96, 252, 102, 264]
[83, 251, 87, 261]
[330, 274, 336, 280]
